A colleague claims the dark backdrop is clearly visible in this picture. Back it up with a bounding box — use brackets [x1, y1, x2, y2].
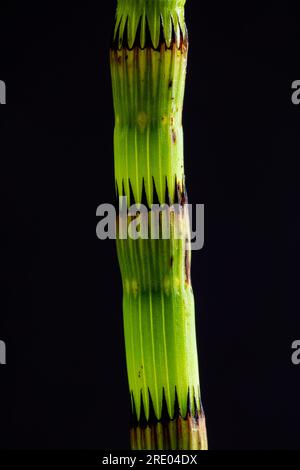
[0, 2, 299, 449]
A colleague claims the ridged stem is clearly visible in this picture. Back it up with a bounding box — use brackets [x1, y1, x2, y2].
[110, 0, 208, 450]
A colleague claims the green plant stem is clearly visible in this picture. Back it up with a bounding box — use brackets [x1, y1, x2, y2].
[110, 0, 208, 450]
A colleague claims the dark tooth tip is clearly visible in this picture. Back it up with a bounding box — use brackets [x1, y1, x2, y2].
[141, 178, 149, 209]
[173, 387, 181, 419]
[152, 177, 160, 206]
[185, 387, 191, 419]
[130, 392, 138, 428]
[160, 388, 170, 422]
[148, 389, 159, 425]
[138, 392, 148, 429]
[129, 179, 136, 207]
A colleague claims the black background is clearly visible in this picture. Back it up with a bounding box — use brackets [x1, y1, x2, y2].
[0, 1, 299, 450]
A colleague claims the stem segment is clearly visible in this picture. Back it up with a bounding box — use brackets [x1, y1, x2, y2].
[110, 0, 208, 450]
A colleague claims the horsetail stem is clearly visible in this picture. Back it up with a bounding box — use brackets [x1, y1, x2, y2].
[110, 0, 208, 450]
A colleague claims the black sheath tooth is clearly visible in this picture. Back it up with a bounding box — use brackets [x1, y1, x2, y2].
[111, 19, 121, 49]
[152, 177, 160, 206]
[194, 391, 200, 421]
[160, 388, 171, 422]
[148, 389, 159, 425]
[173, 387, 181, 419]
[121, 179, 126, 198]
[185, 387, 191, 419]
[130, 392, 138, 428]
[122, 17, 130, 50]
[174, 177, 179, 205]
[141, 178, 150, 209]
[128, 179, 136, 207]
[170, 16, 176, 46]
[139, 392, 148, 429]
[144, 16, 154, 50]
[164, 177, 170, 206]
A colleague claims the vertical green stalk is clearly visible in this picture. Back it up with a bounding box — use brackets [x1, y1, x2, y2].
[110, 0, 208, 450]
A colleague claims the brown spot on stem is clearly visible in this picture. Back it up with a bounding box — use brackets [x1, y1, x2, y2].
[172, 129, 177, 144]
[176, 180, 188, 206]
[168, 79, 173, 88]
[185, 246, 191, 285]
